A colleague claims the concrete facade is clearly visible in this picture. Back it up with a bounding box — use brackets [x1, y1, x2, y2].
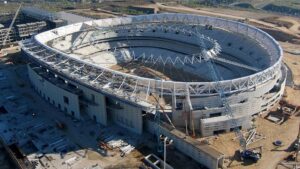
[27, 63, 144, 134]
[146, 120, 224, 169]
[173, 66, 286, 136]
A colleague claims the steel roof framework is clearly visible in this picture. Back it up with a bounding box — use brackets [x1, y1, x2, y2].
[20, 13, 283, 106]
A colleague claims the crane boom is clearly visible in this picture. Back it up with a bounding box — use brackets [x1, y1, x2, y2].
[195, 30, 247, 150]
[206, 59, 247, 149]
[2, 3, 22, 47]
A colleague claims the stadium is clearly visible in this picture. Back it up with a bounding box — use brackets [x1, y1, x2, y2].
[20, 13, 286, 137]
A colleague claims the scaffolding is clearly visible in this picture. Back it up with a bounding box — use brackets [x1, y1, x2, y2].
[0, 28, 17, 47]
[16, 21, 47, 38]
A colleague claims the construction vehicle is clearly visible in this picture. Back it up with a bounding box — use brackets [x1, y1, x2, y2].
[240, 147, 262, 162]
[194, 28, 261, 162]
[0, 3, 22, 56]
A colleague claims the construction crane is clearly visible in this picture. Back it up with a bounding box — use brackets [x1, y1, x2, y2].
[118, 26, 176, 153]
[194, 28, 261, 162]
[151, 80, 175, 153]
[1, 3, 22, 47]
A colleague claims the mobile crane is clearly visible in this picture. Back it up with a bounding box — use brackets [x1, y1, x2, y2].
[195, 28, 261, 162]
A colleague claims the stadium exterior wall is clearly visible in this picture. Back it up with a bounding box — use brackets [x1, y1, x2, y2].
[27, 63, 144, 134]
[173, 66, 286, 136]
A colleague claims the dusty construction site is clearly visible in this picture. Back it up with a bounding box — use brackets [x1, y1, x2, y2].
[0, 1, 300, 169]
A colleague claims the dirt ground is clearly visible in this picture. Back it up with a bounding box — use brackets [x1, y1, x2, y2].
[259, 16, 294, 29]
[281, 43, 300, 86]
[70, 9, 117, 19]
[156, 3, 300, 40]
[209, 112, 299, 169]
[247, 116, 298, 169]
[284, 87, 300, 107]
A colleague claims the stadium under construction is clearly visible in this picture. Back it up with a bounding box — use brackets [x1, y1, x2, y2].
[20, 13, 286, 168]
